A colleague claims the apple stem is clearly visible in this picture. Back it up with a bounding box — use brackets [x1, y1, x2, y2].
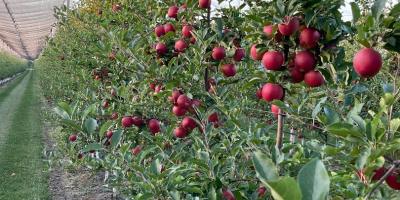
[363, 162, 399, 200]
[387, 53, 400, 141]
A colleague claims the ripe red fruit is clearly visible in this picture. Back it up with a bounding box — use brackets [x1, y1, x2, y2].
[371, 166, 385, 181]
[168, 6, 179, 20]
[353, 48, 382, 78]
[174, 127, 187, 138]
[208, 112, 219, 122]
[208, 77, 217, 87]
[112, 5, 120, 11]
[97, 10, 102, 15]
[300, 28, 321, 49]
[149, 83, 156, 90]
[175, 40, 189, 52]
[212, 47, 226, 60]
[109, 53, 115, 58]
[264, 25, 282, 41]
[180, 5, 187, 9]
[386, 170, 400, 190]
[278, 16, 299, 36]
[111, 113, 119, 119]
[122, 117, 134, 127]
[251, 44, 265, 60]
[294, 51, 315, 72]
[222, 190, 235, 200]
[182, 116, 197, 130]
[61, 56, 65, 60]
[89, 150, 95, 153]
[262, 83, 283, 102]
[258, 186, 266, 197]
[132, 116, 144, 126]
[310, 125, 315, 130]
[111, 89, 116, 97]
[182, 25, 195, 38]
[78, 154, 83, 159]
[232, 49, 246, 62]
[155, 26, 165, 37]
[392, 57, 397, 61]
[304, 70, 324, 87]
[103, 101, 108, 108]
[106, 131, 114, 138]
[199, 0, 211, 8]
[190, 37, 196, 44]
[262, 51, 284, 70]
[289, 67, 305, 83]
[256, 89, 262, 99]
[222, 64, 237, 77]
[164, 24, 176, 33]
[132, 146, 142, 154]
[156, 43, 167, 55]
[173, 106, 187, 116]
[177, 94, 192, 109]
[70, 135, 77, 141]
[297, 134, 302, 139]
[271, 104, 279, 117]
[148, 119, 160, 130]
[191, 99, 201, 107]
[170, 91, 181, 102]
[151, 128, 161, 135]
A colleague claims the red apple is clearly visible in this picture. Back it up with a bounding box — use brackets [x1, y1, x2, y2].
[289, 67, 305, 83]
[371, 166, 385, 181]
[111, 113, 118, 119]
[251, 44, 265, 60]
[182, 116, 197, 130]
[188, 99, 201, 114]
[212, 47, 226, 60]
[222, 190, 235, 200]
[232, 49, 246, 62]
[132, 116, 144, 126]
[294, 51, 315, 72]
[89, 150, 95, 153]
[297, 134, 302, 139]
[132, 146, 142, 154]
[262, 51, 284, 70]
[70, 135, 77, 141]
[222, 64, 237, 77]
[177, 94, 192, 109]
[300, 28, 321, 49]
[208, 77, 217, 87]
[164, 24, 176, 33]
[106, 131, 114, 138]
[271, 104, 279, 117]
[353, 48, 382, 78]
[191, 37, 196, 44]
[111, 89, 116, 97]
[258, 186, 266, 197]
[112, 5, 120, 11]
[151, 128, 161, 135]
[182, 25, 195, 38]
[392, 57, 397, 61]
[122, 117, 134, 127]
[61, 56, 65, 60]
[174, 126, 187, 138]
[386, 170, 400, 190]
[175, 40, 189, 52]
[168, 6, 179, 20]
[278, 16, 299, 36]
[199, 0, 211, 8]
[109, 53, 115, 58]
[264, 25, 282, 41]
[155, 26, 165, 37]
[148, 119, 160, 130]
[256, 89, 262, 99]
[262, 83, 283, 102]
[97, 10, 102, 15]
[103, 101, 108, 108]
[304, 70, 324, 87]
[208, 112, 219, 122]
[156, 43, 167, 55]
[78, 154, 83, 159]
[155, 84, 164, 93]
[173, 106, 187, 116]
[180, 5, 187, 9]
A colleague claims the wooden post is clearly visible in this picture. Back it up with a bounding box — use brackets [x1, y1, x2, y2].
[275, 90, 286, 151]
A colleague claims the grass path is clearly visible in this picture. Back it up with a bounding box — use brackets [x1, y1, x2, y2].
[0, 70, 50, 199]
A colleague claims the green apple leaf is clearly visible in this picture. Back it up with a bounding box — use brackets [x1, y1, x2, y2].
[84, 118, 97, 134]
[262, 177, 302, 200]
[110, 130, 123, 148]
[298, 158, 330, 200]
[252, 151, 278, 182]
[82, 143, 103, 152]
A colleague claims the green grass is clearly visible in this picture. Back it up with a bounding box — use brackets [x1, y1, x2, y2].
[0, 70, 50, 199]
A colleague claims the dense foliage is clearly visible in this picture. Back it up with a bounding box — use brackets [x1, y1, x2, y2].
[0, 52, 30, 80]
[35, 0, 400, 199]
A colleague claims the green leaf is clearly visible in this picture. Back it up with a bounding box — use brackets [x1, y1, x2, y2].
[326, 122, 364, 138]
[110, 130, 123, 148]
[371, 0, 387, 21]
[356, 148, 371, 171]
[207, 186, 217, 200]
[389, 3, 400, 17]
[305, 10, 315, 27]
[350, 2, 360, 24]
[54, 107, 70, 119]
[99, 120, 114, 138]
[390, 118, 400, 134]
[324, 107, 339, 125]
[262, 177, 302, 200]
[59, 119, 82, 132]
[178, 187, 203, 194]
[350, 115, 366, 133]
[345, 85, 368, 95]
[252, 151, 278, 182]
[241, 77, 262, 92]
[57, 102, 72, 118]
[298, 159, 330, 200]
[312, 97, 327, 117]
[85, 118, 97, 134]
[151, 158, 162, 175]
[82, 143, 103, 152]
[169, 190, 180, 200]
[137, 193, 154, 200]
[138, 145, 157, 163]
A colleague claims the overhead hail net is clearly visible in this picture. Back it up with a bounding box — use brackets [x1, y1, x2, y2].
[0, 0, 65, 60]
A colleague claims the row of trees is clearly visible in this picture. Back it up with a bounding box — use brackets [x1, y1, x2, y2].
[35, 0, 400, 199]
[0, 52, 30, 80]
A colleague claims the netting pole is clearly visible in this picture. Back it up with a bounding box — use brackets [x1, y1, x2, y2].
[67, 0, 70, 9]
